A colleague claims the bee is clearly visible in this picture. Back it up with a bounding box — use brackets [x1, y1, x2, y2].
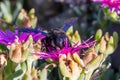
[17, 27, 70, 51]
[17, 19, 78, 52]
[41, 29, 70, 52]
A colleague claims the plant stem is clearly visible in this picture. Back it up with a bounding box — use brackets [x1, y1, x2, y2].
[0, 68, 3, 80]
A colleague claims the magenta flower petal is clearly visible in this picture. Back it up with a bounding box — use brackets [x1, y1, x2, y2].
[0, 30, 46, 46]
[92, 0, 120, 13]
[38, 36, 96, 61]
[32, 33, 46, 42]
[19, 32, 30, 43]
[0, 30, 16, 45]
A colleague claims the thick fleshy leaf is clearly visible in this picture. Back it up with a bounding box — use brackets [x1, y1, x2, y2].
[86, 54, 103, 69]
[78, 71, 85, 80]
[113, 32, 119, 49]
[73, 53, 85, 67]
[95, 29, 102, 41]
[66, 26, 74, 36]
[12, 0, 23, 22]
[104, 32, 109, 41]
[29, 8, 38, 28]
[106, 36, 114, 54]
[99, 36, 106, 53]
[9, 69, 23, 80]
[0, 2, 12, 22]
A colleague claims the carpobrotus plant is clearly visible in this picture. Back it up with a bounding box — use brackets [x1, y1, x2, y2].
[0, 23, 118, 80]
[0, 1, 119, 79]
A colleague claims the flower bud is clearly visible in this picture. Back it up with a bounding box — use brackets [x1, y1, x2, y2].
[9, 36, 34, 63]
[71, 31, 81, 45]
[16, 9, 31, 28]
[83, 47, 97, 65]
[59, 53, 81, 80]
[73, 52, 85, 67]
[33, 40, 41, 54]
[86, 54, 103, 69]
[106, 36, 114, 54]
[16, 8, 37, 28]
[66, 26, 73, 36]
[28, 8, 38, 29]
[66, 26, 81, 45]
[9, 43, 22, 63]
[99, 37, 107, 53]
[104, 32, 109, 41]
[0, 52, 8, 68]
[31, 68, 39, 80]
[95, 29, 102, 41]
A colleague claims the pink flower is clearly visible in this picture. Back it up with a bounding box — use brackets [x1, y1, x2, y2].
[0, 30, 45, 46]
[36, 36, 96, 61]
[92, 0, 120, 13]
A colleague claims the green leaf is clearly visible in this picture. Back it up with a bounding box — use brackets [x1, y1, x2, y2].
[95, 29, 102, 41]
[30, 18, 37, 29]
[58, 68, 63, 80]
[21, 62, 27, 74]
[106, 36, 114, 54]
[40, 68, 48, 80]
[99, 37, 106, 54]
[86, 54, 103, 69]
[78, 71, 85, 80]
[1, 2, 9, 14]
[0, 44, 7, 52]
[66, 26, 74, 35]
[113, 32, 119, 49]
[13, 0, 23, 22]
[22, 50, 29, 61]
[71, 31, 81, 45]
[104, 32, 109, 41]
[100, 69, 115, 80]
[4, 0, 11, 12]
[3, 60, 14, 76]
[63, 77, 69, 80]
[9, 69, 23, 80]
[1, 2, 12, 22]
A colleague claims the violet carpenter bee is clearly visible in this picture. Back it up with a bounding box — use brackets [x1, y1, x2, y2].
[17, 19, 77, 52]
[17, 27, 70, 52]
[41, 29, 70, 52]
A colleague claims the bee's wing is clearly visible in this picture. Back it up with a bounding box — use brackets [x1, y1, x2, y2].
[62, 18, 78, 32]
